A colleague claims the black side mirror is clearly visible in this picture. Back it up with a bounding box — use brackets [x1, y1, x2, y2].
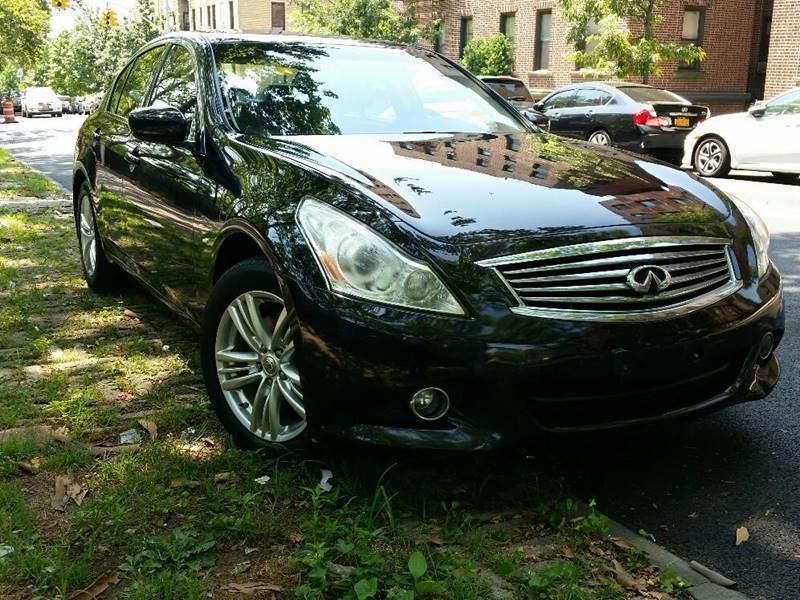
[128, 106, 189, 144]
[748, 102, 766, 118]
[533, 101, 545, 111]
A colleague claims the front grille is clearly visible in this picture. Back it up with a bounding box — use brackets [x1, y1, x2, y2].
[478, 237, 741, 321]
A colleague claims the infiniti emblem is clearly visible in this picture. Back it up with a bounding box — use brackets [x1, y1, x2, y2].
[682, 106, 689, 113]
[627, 265, 672, 294]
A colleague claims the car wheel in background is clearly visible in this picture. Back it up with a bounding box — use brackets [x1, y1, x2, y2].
[76, 183, 122, 292]
[201, 258, 308, 450]
[588, 129, 612, 146]
[693, 136, 731, 178]
[772, 172, 798, 184]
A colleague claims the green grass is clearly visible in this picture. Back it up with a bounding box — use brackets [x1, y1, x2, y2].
[0, 203, 681, 599]
[0, 148, 59, 198]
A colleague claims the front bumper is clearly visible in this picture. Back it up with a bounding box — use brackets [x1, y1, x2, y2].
[288, 270, 783, 451]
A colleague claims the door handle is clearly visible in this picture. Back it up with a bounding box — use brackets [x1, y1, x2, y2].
[551, 112, 560, 118]
[585, 110, 594, 116]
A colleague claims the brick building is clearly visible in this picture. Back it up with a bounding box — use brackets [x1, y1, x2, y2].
[764, 0, 800, 98]
[155, 0, 288, 34]
[425, 0, 779, 114]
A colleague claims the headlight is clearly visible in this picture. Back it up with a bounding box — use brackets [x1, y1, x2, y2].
[296, 197, 465, 315]
[731, 196, 770, 278]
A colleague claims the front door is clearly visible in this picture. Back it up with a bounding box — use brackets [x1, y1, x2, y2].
[122, 43, 220, 320]
[736, 90, 800, 171]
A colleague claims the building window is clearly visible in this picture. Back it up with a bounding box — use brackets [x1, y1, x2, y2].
[191, 8, 196, 29]
[206, 6, 211, 28]
[500, 12, 516, 44]
[459, 16, 473, 57]
[432, 22, 445, 53]
[182, 11, 189, 30]
[680, 7, 704, 70]
[535, 10, 552, 71]
[271, 2, 286, 31]
[212, 4, 217, 28]
[199, 5, 202, 25]
[229, 0, 234, 28]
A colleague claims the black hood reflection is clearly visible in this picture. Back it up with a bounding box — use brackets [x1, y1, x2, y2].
[269, 132, 733, 244]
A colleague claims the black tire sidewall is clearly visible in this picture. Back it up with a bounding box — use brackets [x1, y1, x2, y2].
[76, 183, 118, 292]
[200, 258, 307, 450]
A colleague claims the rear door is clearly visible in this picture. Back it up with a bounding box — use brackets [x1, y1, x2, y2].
[540, 90, 577, 136]
[122, 42, 220, 318]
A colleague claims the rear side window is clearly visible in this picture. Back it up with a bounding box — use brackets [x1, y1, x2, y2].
[574, 88, 612, 107]
[486, 80, 533, 102]
[149, 45, 198, 133]
[542, 90, 575, 110]
[115, 46, 166, 117]
[619, 86, 687, 104]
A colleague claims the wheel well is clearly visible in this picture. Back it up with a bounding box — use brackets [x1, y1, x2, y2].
[213, 233, 265, 283]
[587, 127, 610, 140]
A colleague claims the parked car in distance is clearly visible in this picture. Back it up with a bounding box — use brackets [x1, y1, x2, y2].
[7, 91, 23, 113]
[535, 82, 709, 163]
[82, 93, 104, 114]
[71, 96, 85, 114]
[683, 87, 800, 182]
[480, 75, 550, 130]
[74, 33, 783, 451]
[58, 95, 72, 113]
[22, 86, 62, 118]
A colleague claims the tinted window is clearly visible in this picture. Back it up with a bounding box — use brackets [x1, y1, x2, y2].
[543, 91, 575, 110]
[108, 63, 134, 113]
[214, 42, 524, 136]
[150, 45, 197, 132]
[574, 88, 612, 107]
[485, 80, 533, 103]
[116, 46, 166, 116]
[766, 90, 800, 115]
[618, 86, 687, 104]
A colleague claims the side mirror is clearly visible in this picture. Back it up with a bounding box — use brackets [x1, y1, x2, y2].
[749, 102, 766, 118]
[128, 106, 189, 144]
[533, 101, 545, 112]
[524, 110, 550, 131]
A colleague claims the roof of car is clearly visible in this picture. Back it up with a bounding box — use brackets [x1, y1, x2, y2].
[154, 31, 408, 49]
[479, 76, 526, 82]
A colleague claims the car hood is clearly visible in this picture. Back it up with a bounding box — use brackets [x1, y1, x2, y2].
[269, 132, 733, 251]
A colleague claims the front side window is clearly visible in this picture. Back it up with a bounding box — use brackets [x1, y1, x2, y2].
[766, 90, 800, 115]
[115, 46, 166, 116]
[108, 63, 133, 114]
[214, 42, 525, 136]
[574, 88, 611, 107]
[542, 91, 575, 110]
[149, 45, 197, 133]
[535, 10, 552, 70]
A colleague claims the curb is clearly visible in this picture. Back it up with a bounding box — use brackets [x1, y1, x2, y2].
[606, 519, 750, 600]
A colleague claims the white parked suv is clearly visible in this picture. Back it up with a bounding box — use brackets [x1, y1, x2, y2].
[683, 87, 800, 182]
[22, 86, 63, 118]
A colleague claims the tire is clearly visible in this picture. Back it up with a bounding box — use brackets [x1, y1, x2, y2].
[201, 258, 308, 450]
[693, 136, 731, 178]
[772, 172, 797, 184]
[75, 182, 121, 293]
[588, 129, 612, 146]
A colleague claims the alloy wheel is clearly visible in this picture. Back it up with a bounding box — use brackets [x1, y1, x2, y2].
[78, 194, 98, 277]
[696, 140, 723, 176]
[589, 131, 610, 146]
[214, 291, 306, 443]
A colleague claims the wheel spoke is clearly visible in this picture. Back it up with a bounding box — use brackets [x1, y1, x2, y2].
[221, 371, 262, 391]
[227, 300, 260, 352]
[216, 349, 259, 364]
[278, 378, 305, 418]
[281, 363, 300, 385]
[249, 376, 269, 432]
[245, 293, 272, 348]
[267, 379, 282, 440]
[270, 308, 289, 350]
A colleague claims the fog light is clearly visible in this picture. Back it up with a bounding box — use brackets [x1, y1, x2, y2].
[758, 332, 775, 361]
[410, 387, 450, 421]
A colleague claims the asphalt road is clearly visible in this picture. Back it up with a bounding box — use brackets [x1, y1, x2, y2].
[1, 116, 799, 599]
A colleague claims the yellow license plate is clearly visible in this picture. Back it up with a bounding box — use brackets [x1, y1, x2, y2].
[674, 116, 691, 128]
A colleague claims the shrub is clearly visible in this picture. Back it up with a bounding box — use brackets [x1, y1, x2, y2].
[461, 34, 514, 76]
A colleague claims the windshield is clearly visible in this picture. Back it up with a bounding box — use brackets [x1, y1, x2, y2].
[213, 41, 525, 136]
[484, 79, 533, 103]
[619, 86, 688, 104]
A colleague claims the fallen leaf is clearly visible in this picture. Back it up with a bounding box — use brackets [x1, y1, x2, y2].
[119, 428, 143, 445]
[561, 546, 575, 558]
[610, 536, 632, 550]
[688, 512, 699, 519]
[224, 581, 284, 594]
[170, 479, 201, 488]
[138, 419, 158, 441]
[735, 526, 750, 546]
[428, 535, 446, 546]
[17, 458, 41, 475]
[88, 444, 140, 456]
[319, 468, 333, 492]
[288, 531, 305, 543]
[611, 559, 640, 591]
[0, 544, 13, 559]
[67, 572, 120, 599]
[52, 475, 69, 511]
[66, 481, 87, 506]
[244, 547, 259, 555]
[254, 475, 271, 485]
[215, 472, 238, 484]
[232, 560, 252, 575]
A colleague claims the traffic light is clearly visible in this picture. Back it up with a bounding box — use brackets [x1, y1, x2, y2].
[51, 0, 70, 9]
[101, 8, 119, 27]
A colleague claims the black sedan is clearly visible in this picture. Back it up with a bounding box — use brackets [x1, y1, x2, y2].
[535, 82, 709, 162]
[479, 75, 550, 130]
[73, 33, 783, 451]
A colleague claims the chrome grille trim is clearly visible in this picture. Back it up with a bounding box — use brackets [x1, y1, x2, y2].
[477, 236, 742, 322]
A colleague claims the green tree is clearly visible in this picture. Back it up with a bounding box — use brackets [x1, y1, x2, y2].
[293, 0, 434, 43]
[556, 0, 705, 83]
[0, 0, 50, 70]
[461, 34, 514, 76]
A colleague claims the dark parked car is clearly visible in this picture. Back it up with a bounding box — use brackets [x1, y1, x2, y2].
[535, 82, 709, 162]
[480, 75, 550, 130]
[8, 91, 23, 113]
[73, 33, 783, 451]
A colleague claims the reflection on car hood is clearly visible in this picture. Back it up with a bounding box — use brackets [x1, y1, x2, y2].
[271, 132, 733, 245]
